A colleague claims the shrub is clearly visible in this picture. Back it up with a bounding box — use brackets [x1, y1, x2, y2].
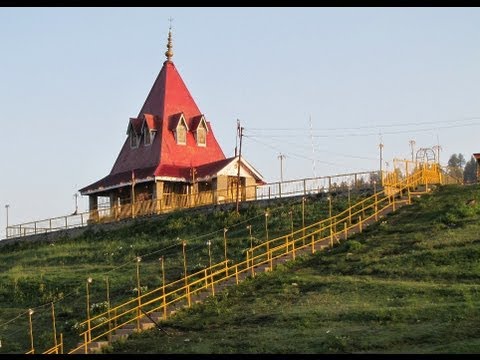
[346, 240, 363, 252]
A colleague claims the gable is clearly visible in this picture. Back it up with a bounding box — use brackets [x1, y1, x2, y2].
[169, 113, 188, 131]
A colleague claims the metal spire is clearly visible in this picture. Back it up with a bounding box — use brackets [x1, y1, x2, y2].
[165, 18, 174, 62]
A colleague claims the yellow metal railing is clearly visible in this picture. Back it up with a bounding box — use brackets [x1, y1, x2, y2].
[18, 164, 451, 354]
[42, 334, 63, 354]
[6, 170, 376, 239]
[63, 165, 440, 354]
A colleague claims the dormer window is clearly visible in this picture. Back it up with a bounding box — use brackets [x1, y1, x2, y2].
[144, 130, 151, 145]
[193, 115, 208, 147]
[174, 114, 188, 145]
[176, 125, 186, 145]
[142, 114, 157, 147]
[127, 118, 142, 149]
[130, 130, 139, 148]
[144, 129, 155, 146]
[196, 127, 206, 146]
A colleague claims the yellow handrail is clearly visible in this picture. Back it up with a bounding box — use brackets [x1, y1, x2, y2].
[8, 164, 435, 354]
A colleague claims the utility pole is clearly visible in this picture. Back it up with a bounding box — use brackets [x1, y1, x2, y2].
[409, 140, 416, 162]
[5, 204, 9, 239]
[432, 144, 442, 164]
[379, 137, 384, 183]
[309, 116, 316, 178]
[235, 120, 244, 213]
[73, 193, 79, 214]
[278, 153, 286, 182]
[433, 135, 441, 164]
[234, 119, 239, 157]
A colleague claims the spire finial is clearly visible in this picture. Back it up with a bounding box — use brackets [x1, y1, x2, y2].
[165, 18, 174, 62]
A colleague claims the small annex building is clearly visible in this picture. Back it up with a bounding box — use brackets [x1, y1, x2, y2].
[80, 29, 265, 221]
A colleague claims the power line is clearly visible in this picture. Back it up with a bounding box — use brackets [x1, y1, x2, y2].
[246, 121, 480, 138]
[247, 116, 480, 132]
[243, 135, 375, 172]
[246, 133, 378, 162]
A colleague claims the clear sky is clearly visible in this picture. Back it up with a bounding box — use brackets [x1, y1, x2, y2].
[1, 7, 480, 238]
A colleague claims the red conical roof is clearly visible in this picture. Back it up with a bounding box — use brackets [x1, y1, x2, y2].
[80, 36, 227, 195]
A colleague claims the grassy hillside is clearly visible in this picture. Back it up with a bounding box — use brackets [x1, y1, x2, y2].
[0, 190, 359, 353]
[104, 184, 480, 353]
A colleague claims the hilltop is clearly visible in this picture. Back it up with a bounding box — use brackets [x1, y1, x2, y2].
[107, 184, 480, 353]
[1, 184, 480, 353]
[0, 190, 360, 353]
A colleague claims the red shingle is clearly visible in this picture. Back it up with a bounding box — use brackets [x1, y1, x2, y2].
[80, 60, 226, 194]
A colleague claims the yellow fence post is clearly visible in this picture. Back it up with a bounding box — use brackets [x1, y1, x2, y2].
[160, 256, 167, 320]
[28, 308, 34, 354]
[136, 257, 142, 332]
[105, 276, 112, 343]
[84, 332, 88, 354]
[311, 235, 315, 254]
[51, 302, 58, 354]
[223, 228, 229, 276]
[235, 265, 239, 285]
[86, 278, 92, 344]
[250, 249, 255, 278]
[344, 222, 347, 240]
[269, 242, 273, 270]
[302, 197, 305, 245]
[359, 216, 362, 233]
[182, 241, 191, 307]
[291, 236, 295, 259]
[348, 186, 352, 226]
[330, 225, 334, 248]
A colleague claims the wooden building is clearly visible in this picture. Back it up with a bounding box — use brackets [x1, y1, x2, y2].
[80, 29, 265, 221]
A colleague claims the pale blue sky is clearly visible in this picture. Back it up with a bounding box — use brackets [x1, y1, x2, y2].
[2, 7, 480, 237]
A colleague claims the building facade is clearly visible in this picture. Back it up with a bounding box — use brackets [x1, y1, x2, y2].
[80, 30, 265, 222]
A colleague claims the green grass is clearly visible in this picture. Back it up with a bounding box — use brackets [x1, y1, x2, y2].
[2, 184, 480, 353]
[0, 191, 359, 353]
[104, 184, 480, 353]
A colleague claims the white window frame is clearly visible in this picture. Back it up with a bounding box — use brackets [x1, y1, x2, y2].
[175, 116, 188, 145]
[196, 126, 207, 147]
